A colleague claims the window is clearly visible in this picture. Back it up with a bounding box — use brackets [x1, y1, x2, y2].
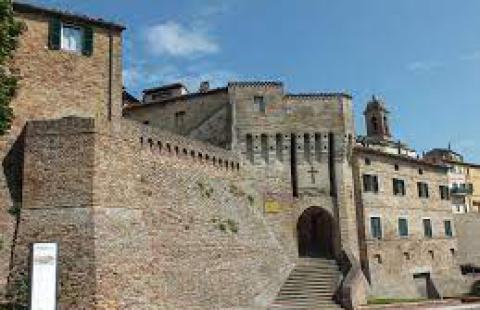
[314, 133, 321, 162]
[418, 169, 424, 175]
[275, 133, 283, 162]
[394, 164, 399, 171]
[48, 18, 93, 56]
[363, 174, 379, 193]
[423, 218, 433, 238]
[61, 24, 83, 52]
[417, 182, 429, 198]
[439, 185, 450, 200]
[398, 218, 409, 237]
[261, 134, 269, 163]
[175, 111, 186, 128]
[254, 96, 266, 113]
[371, 116, 378, 131]
[246, 134, 254, 163]
[393, 179, 406, 196]
[444, 220, 453, 237]
[304, 134, 311, 162]
[370, 216, 382, 239]
[365, 158, 371, 165]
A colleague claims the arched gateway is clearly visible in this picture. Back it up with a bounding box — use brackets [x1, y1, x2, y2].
[297, 207, 335, 258]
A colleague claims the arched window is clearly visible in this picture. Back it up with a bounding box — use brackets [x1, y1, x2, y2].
[261, 134, 269, 163]
[276, 133, 283, 162]
[304, 133, 311, 163]
[246, 134, 254, 163]
[384, 116, 389, 134]
[371, 116, 378, 132]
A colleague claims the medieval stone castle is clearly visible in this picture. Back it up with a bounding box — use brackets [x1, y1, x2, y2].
[1, 2, 480, 309]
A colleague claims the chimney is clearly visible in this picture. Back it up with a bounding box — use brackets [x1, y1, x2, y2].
[199, 81, 210, 93]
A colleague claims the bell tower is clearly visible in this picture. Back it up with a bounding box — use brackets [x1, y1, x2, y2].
[364, 95, 392, 140]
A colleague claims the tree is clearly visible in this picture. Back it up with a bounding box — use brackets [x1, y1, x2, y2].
[0, 0, 22, 135]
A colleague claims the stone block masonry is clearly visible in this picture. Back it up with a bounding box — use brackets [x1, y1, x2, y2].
[0, 5, 123, 299]
[8, 117, 293, 309]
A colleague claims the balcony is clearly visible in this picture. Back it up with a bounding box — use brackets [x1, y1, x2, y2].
[451, 184, 474, 196]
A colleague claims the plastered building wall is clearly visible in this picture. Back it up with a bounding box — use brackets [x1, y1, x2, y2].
[353, 150, 465, 298]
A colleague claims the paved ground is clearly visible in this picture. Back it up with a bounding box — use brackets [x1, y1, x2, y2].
[363, 303, 480, 310]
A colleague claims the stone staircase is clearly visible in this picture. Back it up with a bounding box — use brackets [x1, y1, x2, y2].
[269, 258, 343, 310]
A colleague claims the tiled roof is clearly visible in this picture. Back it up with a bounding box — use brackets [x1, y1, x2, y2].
[122, 89, 140, 104]
[228, 81, 283, 87]
[13, 1, 126, 31]
[123, 87, 228, 111]
[143, 83, 187, 94]
[354, 146, 448, 170]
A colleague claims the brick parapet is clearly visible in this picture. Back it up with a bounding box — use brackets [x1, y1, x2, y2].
[97, 118, 242, 172]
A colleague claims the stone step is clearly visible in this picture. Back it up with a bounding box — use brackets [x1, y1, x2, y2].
[281, 284, 336, 290]
[285, 276, 339, 282]
[271, 259, 344, 310]
[275, 294, 334, 300]
[270, 300, 341, 308]
[279, 287, 335, 293]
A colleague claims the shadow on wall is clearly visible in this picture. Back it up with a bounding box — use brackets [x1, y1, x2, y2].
[2, 128, 25, 215]
[2, 128, 25, 303]
[471, 280, 480, 296]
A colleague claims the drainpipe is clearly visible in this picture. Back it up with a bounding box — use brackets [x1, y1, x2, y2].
[108, 29, 113, 121]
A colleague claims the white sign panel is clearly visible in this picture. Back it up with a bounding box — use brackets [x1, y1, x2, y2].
[31, 243, 58, 310]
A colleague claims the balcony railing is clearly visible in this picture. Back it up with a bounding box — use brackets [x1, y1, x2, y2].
[451, 184, 474, 195]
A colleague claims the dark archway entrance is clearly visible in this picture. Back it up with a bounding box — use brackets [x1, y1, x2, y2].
[297, 207, 335, 258]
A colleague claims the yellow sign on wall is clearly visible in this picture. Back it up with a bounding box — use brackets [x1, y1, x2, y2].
[264, 200, 281, 213]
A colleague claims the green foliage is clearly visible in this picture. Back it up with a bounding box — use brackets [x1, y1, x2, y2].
[197, 181, 214, 198]
[0, 235, 4, 251]
[214, 217, 239, 234]
[226, 219, 238, 233]
[0, 0, 23, 135]
[247, 195, 254, 206]
[7, 203, 20, 217]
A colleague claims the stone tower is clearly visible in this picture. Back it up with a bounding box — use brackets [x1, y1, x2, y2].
[364, 96, 391, 140]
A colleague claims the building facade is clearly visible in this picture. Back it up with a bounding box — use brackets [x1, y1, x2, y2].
[1, 2, 479, 309]
[0, 2, 124, 301]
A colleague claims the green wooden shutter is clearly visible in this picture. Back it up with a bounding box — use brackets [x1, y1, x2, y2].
[48, 18, 61, 50]
[82, 26, 94, 56]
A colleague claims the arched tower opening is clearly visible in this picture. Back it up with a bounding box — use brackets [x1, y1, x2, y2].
[297, 207, 335, 259]
[364, 95, 392, 140]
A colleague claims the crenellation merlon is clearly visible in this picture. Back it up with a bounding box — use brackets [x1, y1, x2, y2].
[285, 92, 352, 100]
[26, 116, 95, 136]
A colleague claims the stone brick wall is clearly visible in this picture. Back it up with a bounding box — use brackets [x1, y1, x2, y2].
[455, 213, 480, 266]
[9, 117, 97, 307]
[230, 82, 359, 259]
[0, 9, 123, 299]
[8, 117, 292, 309]
[123, 89, 232, 149]
[353, 149, 464, 298]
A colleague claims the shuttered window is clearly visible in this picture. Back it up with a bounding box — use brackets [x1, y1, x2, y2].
[393, 178, 406, 196]
[370, 217, 382, 239]
[423, 219, 433, 238]
[48, 18, 94, 56]
[398, 218, 409, 237]
[417, 182, 429, 198]
[444, 220, 453, 237]
[48, 18, 61, 50]
[363, 174, 379, 193]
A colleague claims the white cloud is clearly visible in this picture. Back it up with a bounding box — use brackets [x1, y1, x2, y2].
[145, 21, 219, 57]
[406, 60, 443, 72]
[460, 50, 480, 61]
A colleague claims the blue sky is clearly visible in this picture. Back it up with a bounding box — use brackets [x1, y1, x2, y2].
[22, 0, 480, 162]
